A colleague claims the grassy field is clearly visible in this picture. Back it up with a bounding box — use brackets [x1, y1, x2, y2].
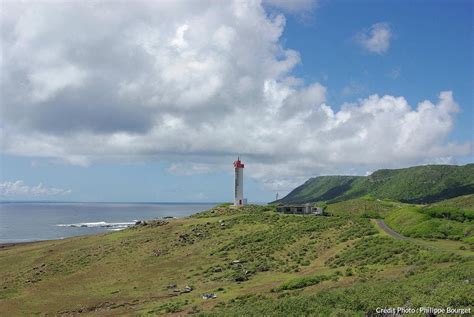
[325, 196, 406, 218]
[385, 195, 474, 244]
[1, 204, 473, 316]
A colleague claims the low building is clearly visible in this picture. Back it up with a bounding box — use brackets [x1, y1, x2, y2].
[276, 203, 324, 215]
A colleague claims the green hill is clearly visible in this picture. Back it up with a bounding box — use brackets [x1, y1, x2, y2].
[276, 164, 474, 204]
[0, 204, 472, 316]
[384, 194, 474, 243]
[428, 193, 474, 210]
[324, 197, 407, 219]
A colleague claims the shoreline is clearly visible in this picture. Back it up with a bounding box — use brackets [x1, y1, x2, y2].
[0, 239, 54, 249]
[0, 203, 214, 250]
[0, 217, 184, 250]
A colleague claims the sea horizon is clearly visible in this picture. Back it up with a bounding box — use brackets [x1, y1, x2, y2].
[0, 201, 224, 243]
[0, 200, 225, 204]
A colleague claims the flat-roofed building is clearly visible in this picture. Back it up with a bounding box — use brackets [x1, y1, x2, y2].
[276, 203, 324, 215]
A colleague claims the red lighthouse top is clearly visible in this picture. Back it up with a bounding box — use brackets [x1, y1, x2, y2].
[233, 157, 244, 168]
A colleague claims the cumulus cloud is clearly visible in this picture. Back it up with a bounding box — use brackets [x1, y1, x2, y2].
[0, 1, 470, 193]
[263, 0, 318, 14]
[355, 22, 392, 54]
[167, 163, 212, 176]
[0, 180, 72, 197]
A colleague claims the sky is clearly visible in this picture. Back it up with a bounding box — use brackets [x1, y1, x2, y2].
[0, 0, 473, 202]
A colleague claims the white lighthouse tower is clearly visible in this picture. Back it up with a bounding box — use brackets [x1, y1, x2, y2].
[233, 157, 246, 206]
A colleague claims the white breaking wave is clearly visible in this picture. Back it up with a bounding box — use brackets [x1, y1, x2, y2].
[56, 221, 136, 230]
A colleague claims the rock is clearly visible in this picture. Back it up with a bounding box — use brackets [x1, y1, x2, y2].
[184, 285, 193, 292]
[167, 283, 177, 289]
[202, 293, 217, 299]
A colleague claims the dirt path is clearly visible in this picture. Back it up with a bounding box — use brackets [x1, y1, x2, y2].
[373, 219, 472, 256]
[375, 219, 407, 240]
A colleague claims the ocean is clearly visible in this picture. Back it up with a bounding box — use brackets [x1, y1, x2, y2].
[0, 202, 218, 243]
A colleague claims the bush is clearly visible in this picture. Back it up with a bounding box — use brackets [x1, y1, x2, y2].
[326, 236, 459, 267]
[275, 274, 334, 291]
[361, 210, 381, 219]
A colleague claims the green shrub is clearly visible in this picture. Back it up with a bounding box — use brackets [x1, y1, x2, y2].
[275, 274, 334, 291]
[326, 236, 459, 267]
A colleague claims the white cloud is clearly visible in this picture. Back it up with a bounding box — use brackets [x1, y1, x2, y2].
[263, 0, 317, 14]
[0, 180, 72, 197]
[167, 163, 212, 176]
[355, 22, 392, 54]
[29, 63, 87, 102]
[0, 1, 470, 193]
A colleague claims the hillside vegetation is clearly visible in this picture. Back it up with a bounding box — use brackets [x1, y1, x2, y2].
[324, 196, 405, 219]
[385, 195, 474, 243]
[276, 164, 474, 204]
[1, 204, 472, 316]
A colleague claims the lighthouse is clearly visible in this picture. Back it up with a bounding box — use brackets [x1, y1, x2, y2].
[233, 157, 246, 206]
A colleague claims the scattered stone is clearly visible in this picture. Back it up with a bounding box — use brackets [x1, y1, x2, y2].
[231, 260, 241, 264]
[202, 293, 217, 299]
[135, 220, 168, 227]
[167, 284, 177, 289]
[184, 285, 193, 292]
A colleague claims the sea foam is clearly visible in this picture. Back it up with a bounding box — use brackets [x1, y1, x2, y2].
[56, 221, 136, 230]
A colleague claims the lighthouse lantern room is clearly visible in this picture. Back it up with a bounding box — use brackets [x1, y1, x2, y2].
[233, 157, 246, 206]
